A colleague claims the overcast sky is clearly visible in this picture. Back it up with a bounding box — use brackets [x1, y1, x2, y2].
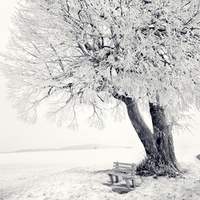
[0, 0, 200, 153]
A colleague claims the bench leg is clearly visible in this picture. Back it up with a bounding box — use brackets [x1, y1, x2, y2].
[108, 174, 114, 184]
[132, 176, 136, 188]
[115, 176, 119, 183]
[124, 178, 131, 190]
[108, 174, 119, 184]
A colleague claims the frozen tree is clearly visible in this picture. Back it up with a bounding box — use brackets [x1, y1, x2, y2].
[1, 0, 200, 176]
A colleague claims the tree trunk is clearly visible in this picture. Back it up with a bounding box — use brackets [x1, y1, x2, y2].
[121, 96, 182, 176]
[149, 103, 182, 174]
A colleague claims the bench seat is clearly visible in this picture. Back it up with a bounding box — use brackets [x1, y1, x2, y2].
[108, 171, 134, 179]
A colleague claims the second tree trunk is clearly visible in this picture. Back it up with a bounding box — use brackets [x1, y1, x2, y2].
[122, 97, 181, 176]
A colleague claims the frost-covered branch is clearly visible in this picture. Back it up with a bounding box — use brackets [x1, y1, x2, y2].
[1, 0, 200, 127]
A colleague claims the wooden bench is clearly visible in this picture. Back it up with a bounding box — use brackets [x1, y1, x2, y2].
[108, 162, 136, 190]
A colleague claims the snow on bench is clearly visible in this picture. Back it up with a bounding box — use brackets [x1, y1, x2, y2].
[108, 162, 136, 190]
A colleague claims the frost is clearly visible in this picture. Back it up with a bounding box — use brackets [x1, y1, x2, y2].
[1, 0, 200, 127]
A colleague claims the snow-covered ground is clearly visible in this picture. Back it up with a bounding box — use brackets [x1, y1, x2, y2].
[0, 147, 200, 200]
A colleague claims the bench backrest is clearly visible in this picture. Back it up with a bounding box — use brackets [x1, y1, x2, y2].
[113, 162, 135, 175]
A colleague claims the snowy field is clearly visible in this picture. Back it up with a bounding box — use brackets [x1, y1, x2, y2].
[0, 147, 200, 200]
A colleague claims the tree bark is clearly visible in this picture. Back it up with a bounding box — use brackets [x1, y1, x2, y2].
[149, 103, 182, 173]
[120, 96, 182, 176]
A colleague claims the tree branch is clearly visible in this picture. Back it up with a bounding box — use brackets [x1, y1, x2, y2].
[49, 43, 65, 72]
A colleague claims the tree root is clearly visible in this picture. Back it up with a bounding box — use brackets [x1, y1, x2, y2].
[136, 157, 183, 177]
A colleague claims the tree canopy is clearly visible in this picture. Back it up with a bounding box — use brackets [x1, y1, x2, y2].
[1, 0, 200, 128]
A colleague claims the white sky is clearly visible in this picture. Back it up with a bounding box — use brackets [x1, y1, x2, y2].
[0, 0, 199, 153]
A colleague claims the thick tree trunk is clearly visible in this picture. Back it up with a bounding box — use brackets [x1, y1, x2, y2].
[149, 103, 182, 174]
[121, 96, 182, 176]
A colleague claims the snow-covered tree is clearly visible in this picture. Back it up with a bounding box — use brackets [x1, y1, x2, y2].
[1, 0, 200, 176]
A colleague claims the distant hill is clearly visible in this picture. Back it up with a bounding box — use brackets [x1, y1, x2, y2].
[13, 148, 57, 153]
[6, 144, 132, 153]
[59, 144, 129, 150]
